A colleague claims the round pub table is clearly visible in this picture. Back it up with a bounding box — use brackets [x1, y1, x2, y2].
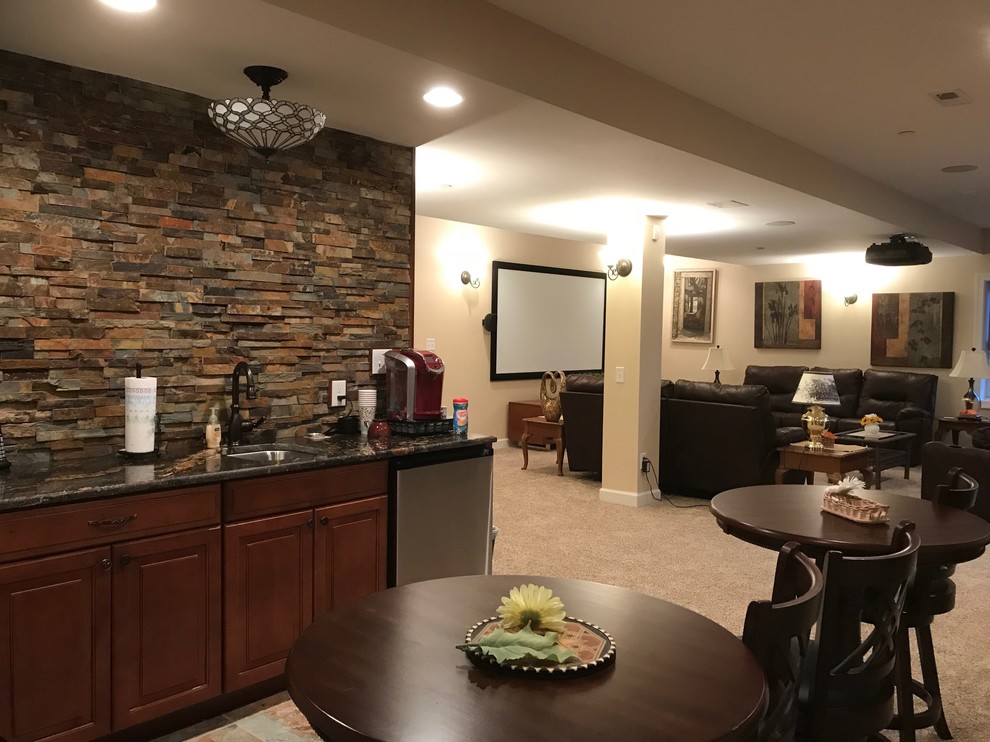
[287, 574, 767, 742]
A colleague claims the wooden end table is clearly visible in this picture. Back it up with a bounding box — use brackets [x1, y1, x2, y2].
[934, 415, 989, 445]
[776, 442, 874, 488]
[521, 416, 565, 476]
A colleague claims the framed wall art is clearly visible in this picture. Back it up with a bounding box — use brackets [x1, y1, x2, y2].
[754, 280, 821, 349]
[671, 269, 716, 343]
[871, 292, 954, 368]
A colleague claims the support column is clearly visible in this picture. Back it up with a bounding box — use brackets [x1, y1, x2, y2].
[600, 216, 665, 506]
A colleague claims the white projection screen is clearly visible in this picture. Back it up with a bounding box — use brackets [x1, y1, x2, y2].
[489, 261, 606, 380]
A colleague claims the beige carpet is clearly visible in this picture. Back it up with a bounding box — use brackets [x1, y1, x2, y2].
[167, 445, 990, 741]
[494, 446, 990, 742]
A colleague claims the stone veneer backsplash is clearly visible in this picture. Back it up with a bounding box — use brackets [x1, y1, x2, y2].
[0, 51, 413, 462]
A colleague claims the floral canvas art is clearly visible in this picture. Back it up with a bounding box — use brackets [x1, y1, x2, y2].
[754, 280, 821, 349]
[871, 292, 954, 368]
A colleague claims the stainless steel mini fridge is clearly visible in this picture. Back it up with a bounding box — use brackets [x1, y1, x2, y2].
[390, 446, 494, 586]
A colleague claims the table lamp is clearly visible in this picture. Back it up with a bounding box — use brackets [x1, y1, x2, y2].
[949, 346, 990, 413]
[792, 372, 840, 450]
[701, 345, 735, 384]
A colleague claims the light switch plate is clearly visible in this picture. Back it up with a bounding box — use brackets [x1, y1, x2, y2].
[615, 366, 625, 383]
[330, 380, 347, 407]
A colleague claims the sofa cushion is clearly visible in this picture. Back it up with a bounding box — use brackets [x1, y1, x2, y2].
[972, 426, 990, 450]
[743, 365, 808, 413]
[810, 367, 863, 418]
[565, 373, 604, 394]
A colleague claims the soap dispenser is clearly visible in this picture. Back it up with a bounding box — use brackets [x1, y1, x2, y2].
[205, 406, 222, 449]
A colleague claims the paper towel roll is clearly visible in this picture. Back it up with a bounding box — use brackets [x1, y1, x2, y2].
[124, 376, 157, 453]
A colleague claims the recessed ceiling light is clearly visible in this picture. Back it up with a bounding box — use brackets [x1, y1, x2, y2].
[941, 164, 978, 173]
[766, 220, 795, 227]
[99, 0, 157, 12]
[423, 86, 463, 108]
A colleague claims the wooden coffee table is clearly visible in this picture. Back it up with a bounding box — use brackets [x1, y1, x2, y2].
[521, 416, 565, 475]
[776, 442, 874, 488]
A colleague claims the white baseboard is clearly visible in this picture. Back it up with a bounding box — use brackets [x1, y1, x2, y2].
[599, 487, 656, 507]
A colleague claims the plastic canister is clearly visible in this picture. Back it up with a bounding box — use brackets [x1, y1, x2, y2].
[452, 398, 468, 435]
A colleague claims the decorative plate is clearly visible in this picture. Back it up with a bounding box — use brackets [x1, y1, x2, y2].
[462, 616, 615, 676]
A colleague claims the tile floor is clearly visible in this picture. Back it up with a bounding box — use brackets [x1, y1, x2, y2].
[152, 692, 319, 742]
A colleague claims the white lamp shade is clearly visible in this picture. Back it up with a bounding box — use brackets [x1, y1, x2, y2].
[950, 347, 990, 379]
[792, 372, 840, 405]
[701, 345, 735, 372]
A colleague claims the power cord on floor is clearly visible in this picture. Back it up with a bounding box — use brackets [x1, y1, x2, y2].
[641, 456, 710, 508]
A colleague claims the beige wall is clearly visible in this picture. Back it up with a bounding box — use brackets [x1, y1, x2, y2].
[414, 216, 604, 438]
[662, 252, 990, 420]
[416, 215, 990, 440]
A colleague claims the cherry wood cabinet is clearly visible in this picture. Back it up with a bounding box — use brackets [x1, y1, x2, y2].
[111, 527, 222, 729]
[223, 495, 387, 691]
[0, 548, 112, 742]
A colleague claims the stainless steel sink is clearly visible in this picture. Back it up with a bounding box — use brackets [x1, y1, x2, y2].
[223, 444, 321, 466]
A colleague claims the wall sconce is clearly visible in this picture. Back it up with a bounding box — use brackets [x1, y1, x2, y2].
[460, 270, 480, 289]
[607, 258, 633, 281]
[844, 293, 858, 306]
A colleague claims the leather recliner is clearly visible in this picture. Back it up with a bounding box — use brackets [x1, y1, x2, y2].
[559, 374, 604, 474]
[659, 380, 805, 498]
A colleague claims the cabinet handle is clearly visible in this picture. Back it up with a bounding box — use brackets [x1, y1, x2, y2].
[100, 558, 112, 571]
[320, 516, 329, 526]
[119, 555, 131, 567]
[88, 514, 137, 528]
[307, 518, 315, 529]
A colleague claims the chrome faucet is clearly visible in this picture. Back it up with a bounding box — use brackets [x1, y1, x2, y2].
[228, 362, 266, 447]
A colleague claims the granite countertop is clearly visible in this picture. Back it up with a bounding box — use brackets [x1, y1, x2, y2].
[0, 432, 496, 513]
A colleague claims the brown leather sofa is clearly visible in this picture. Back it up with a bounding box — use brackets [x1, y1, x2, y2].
[743, 365, 938, 465]
[658, 380, 806, 498]
[921, 441, 990, 522]
[559, 374, 604, 474]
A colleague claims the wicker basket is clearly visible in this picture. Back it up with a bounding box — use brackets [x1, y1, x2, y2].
[822, 491, 889, 524]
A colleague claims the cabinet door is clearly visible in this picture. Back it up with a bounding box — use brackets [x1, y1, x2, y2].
[223, 511, 313, 691]
[111, 527, 222, 730]
[313, 496, 387, 618]
[0, 548, 112, 742]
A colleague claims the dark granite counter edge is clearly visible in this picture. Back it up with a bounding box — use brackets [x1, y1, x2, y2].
[0, 434, 496, 514]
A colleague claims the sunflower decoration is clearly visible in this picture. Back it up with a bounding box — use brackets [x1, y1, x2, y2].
[496, 583, 567, 634]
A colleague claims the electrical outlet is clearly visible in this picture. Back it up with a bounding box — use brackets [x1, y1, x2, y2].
[425, 337, 436, 351]
[330, 380, 347, 407]
[640, 453, 649, 473]
[370, 349, 389, 375]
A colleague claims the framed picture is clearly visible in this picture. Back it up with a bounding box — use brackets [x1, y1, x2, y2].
[754, 280, 822, 349]
[871, 292, 954, 368]
[671, 270, 716, 343]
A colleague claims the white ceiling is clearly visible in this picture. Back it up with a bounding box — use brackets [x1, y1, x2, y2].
[0, 0, 986, 265]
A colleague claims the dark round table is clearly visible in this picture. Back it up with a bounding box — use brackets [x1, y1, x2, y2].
[710, 485, 990, 567]
[286, 574, 767, 742]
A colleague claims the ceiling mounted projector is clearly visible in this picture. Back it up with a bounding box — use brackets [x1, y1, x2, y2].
[865, 234, 932, 266]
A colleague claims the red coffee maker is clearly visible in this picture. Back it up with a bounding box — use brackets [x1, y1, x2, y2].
[384, 349, 445, 420]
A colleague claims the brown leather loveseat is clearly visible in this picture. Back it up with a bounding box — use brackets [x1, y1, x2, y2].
[743, 365, 938, 465]
[658, 380, 806, 498]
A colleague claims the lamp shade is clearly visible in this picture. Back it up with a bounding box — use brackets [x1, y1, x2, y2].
[701, 345, 735, 372]
[950, 347, 990, 379]
[792, 372, 840, 405]
[208, 66, 325, 158]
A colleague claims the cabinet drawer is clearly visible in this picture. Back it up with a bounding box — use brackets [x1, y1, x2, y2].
[223, 461, 388, 521]
[0, 485, 221, 563]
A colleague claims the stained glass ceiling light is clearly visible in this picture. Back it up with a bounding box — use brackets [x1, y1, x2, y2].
[208, 66, 326, 158]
